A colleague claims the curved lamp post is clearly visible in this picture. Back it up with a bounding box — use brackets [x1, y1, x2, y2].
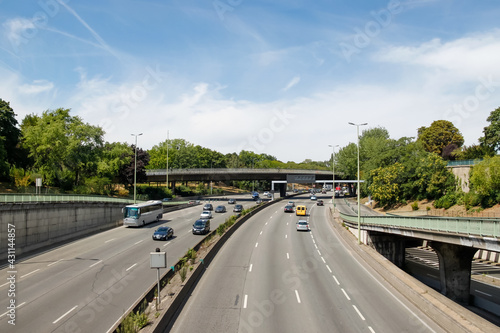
[131, 133, 143, 204]
[348, 122, 367, 244]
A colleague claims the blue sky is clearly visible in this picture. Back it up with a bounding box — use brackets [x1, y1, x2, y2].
[1, 0, 500, 162]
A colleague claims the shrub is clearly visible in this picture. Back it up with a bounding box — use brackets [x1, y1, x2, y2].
[179, 266, 188, 282]
[433, 193, 457, 209]
[411, 201, 419, 211]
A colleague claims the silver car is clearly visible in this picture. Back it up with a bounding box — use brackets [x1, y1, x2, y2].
[200, 210, 212, 219]
[296, 220, 310, 231]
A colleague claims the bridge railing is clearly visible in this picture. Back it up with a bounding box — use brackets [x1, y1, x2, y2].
[0, 194, 136, 204]
[339, 211, 500, 238]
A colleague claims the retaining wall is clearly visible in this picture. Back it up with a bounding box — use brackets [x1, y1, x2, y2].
[0, 202, 124, 262]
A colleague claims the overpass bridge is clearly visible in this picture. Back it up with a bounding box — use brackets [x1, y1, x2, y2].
[338, 204, 500, 305]
[146, 168, 347, 196]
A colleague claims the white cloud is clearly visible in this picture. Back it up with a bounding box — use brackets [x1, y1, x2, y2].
[282, 76, 301, 91]
[19, 80, 54, 94]
[3, 18, 36, 46]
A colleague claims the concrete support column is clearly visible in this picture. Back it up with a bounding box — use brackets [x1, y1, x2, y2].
[430, 241, 478, 304]
[367, 232, 407, 268]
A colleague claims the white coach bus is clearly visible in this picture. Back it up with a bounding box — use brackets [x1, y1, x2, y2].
[123, 200, 163, 227]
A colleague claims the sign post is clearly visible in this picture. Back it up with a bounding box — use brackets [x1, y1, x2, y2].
[150, 248, 167, 308]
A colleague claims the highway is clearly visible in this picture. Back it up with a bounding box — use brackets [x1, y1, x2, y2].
[0, 196, 259, 333]
[168, 193, 446, 333]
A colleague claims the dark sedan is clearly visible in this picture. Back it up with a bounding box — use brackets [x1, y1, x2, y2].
[284, 205, 294, 213]
[215, 205, 227, 213]
[233, 204, 243, 212]
[152, 226, 174, 240]
[317, 200, 324, 206]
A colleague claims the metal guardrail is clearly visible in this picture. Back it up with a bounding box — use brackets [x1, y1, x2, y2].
[446, 159, 482, 167]
[0, 194, 136, 204]
[339, 211, 500, 238]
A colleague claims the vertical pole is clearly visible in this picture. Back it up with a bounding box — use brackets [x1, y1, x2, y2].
[356, 125, 361, 244]
[157, 268, 161, 308]
[166, 130, 169, 191]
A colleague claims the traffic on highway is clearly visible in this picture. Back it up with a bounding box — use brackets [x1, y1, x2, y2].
[0, 195, 261, 333]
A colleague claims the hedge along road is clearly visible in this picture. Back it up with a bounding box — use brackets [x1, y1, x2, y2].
[0, 196, 259, 333]
[168, 192, 447, 333]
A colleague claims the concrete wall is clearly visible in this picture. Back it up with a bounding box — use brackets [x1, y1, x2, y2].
[0, 202, 124, 262]
[448, 165, 471, 192]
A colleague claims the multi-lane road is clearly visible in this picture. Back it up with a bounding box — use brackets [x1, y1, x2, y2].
[0, 197, 258, 333]
[169, 194, 446, 333]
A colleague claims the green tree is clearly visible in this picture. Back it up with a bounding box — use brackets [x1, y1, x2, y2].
[417, 120, 464, 157]
[0, 99, 23, 178]
[479, 107, 500, 154]
[369, 163, 405, 206]
[469, 156, 500, 207]
[20, 108, 104, 188]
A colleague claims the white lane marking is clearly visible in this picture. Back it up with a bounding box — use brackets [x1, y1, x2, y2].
[105, 238, 116, 243]
[249, 264, 253, 272]
[163, 243, 170, 247]
[287, 222, 289, 226]
[265, 222, 268, 225]
[295, 290, 301, 304]
[255, 243, 259, 248]
[326, 265, 332, 273]
[333, 275, 340, 285]
[285, 234, 287, 239]
[260, 231, 263, 235]
[317, 250, 321, 256]
[321, 257, 326, 264]
[314, 244, 318, 249]
[20, 269, 40, 278]
[243, 294, 248, 308]
[312, 239, 316, 244]
[134, 240, 144, 245]
[89, 260, 103, 268]
[287, 253, 290, 259]
[0, 302, 25, 318]
[48, 259, 63, 267]
[0, 282, 8, 288]
[368, 326, 376, 333]
[475, 290, 492, 297]
[126, 263, 137, 271]
[53, 305, 78, 324]
[353, 305, 366, 321]
[341, 288, 351, 300]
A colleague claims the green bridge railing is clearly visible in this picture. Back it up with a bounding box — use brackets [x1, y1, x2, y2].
[0, 194, 136, 204]
[339, 211, 500, 238]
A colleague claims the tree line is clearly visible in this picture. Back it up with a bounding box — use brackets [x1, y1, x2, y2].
[1, 97, 499, 209]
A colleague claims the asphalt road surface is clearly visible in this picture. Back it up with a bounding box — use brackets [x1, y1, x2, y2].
[0, 196, 259, 333]
[169, 193, 446, 333]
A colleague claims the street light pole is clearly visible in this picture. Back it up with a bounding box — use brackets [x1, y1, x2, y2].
[328, 144, 339, 213]
[348, 122, 367, 244]
[131, 133, 143, 204]
[166, 130, 169, 191]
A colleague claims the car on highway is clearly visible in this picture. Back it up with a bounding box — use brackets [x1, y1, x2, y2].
[317, 199, 324, 206]
[233, 204, 243, 212]
[152, 226, 174, 240]
[310, 195, 317, 200]
[200, 210, 213, 219]
[192, 219, 210, 235]
[228, 198, 236, 204]
[215, 205, 226, 213]
[284, 205, 294, 213]
[203, 203, 213, 211]
[288, 201, 295, 207]
[252, 191, 259, 200]
[296, 220, 310, 231]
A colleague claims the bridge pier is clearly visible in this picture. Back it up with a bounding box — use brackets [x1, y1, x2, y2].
[367, 232, 422, 268]
[430, 241, 478, 304]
